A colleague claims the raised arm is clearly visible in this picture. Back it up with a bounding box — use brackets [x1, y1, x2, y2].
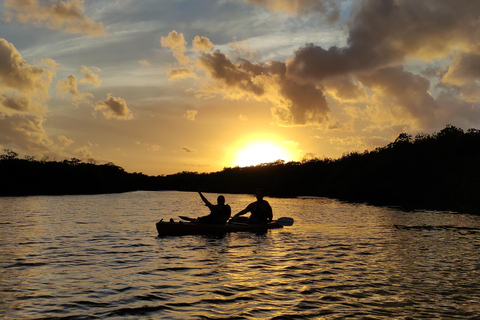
[198, 191, 212, 208]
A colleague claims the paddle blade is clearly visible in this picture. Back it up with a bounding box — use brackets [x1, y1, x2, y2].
[179, 216, 196, 221]
[276, 217, 294, 226]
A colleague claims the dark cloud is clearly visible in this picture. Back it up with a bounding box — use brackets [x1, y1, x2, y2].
[182, 146, 197, 153]
[198, 51, 264, 96]
[0, 95, 32, 112]
[358, 67, 438, 127]
[164, 0, 480, 129]
[288, 1, 480, 81]
[196, 51, 330, 125]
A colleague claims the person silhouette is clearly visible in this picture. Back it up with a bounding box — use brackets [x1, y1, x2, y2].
[195, 192, 231, 224]
[233, 188, 273, 224]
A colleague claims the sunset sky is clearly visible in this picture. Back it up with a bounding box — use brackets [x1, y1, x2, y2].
[1, 0, 479, 175]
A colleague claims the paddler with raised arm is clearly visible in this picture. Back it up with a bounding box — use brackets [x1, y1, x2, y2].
[195, 191, 231, 224]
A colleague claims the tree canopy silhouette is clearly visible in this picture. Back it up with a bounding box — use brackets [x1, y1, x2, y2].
[1, 125, 479, 214]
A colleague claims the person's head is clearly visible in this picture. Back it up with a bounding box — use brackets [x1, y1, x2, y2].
[255, 188, 264, 200]
[217, 195, 225, 205]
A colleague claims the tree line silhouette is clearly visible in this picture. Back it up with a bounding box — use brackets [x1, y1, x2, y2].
[0, 152, 158, 196]
[1, 124, 479, 214]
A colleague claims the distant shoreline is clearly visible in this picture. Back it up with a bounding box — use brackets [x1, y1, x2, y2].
[2, 125, 479, 215]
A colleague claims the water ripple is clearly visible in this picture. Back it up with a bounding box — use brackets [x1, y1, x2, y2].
[2, 192, 480, 319]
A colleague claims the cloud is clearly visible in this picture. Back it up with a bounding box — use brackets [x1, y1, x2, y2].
[442, 52, 480, 103]
[196, 51, 329, 125]
[0, 39, 53, 97]
[161, 32, 331, 126]
[245, 0, 340, 21]
[358, 66, 438, 127]
[167, 68, 197, 81]
[229, 38, 261, 61]
[56, 75, 93, 103]
[56, 66, 99, 104]
[139, 60, 150, 67]
[0, 95, 33, 113]
[0, 38, 56, 114]
[0, 113, 54, 153]
[192, 36, 215, 53]
[95, 94, 133, 120]
[183, 110, 197, 121]
[163, 1, 480, 130]
[147, 144, 162, 152]
[323, 75, 367, 103]
[72, 145, 93, 159]
[4, 0, 105, 36]
[79, 66, 101, 86]
[286, 1, 480, 82]
[58, 135, 74, 147]
[56, 75, 81, 98]
[136, 141, 163, 152]
[161, 30, 189, 65]
[181, 146, 197, 153]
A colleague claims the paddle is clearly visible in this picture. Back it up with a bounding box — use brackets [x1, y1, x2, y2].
[231, 217, 294, 226]
[179, 215, 196, 222]
[180, 215, 294, 226]
[275, 217, 294, 226]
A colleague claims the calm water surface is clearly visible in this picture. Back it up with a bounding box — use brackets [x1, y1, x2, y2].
[1, 191, 480, 319]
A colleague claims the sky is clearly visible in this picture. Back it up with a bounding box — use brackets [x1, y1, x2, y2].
[1, 0, 479, 176]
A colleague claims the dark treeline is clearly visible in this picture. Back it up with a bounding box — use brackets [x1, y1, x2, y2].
[1, 124, 479, 214]
[159, 125, 480, 214]
[0, 152, 158, 196]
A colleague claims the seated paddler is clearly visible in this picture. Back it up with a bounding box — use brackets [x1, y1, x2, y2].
[195, 191, 231, 224]
[232, 188, 273, 224]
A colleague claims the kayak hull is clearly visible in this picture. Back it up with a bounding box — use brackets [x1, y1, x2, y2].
[156, 220, 283, 236]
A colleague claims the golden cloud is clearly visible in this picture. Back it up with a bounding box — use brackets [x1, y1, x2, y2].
[58, 135, 74, 147]
[161, 30, 189, 65]
[0, 38, 55, 114]
[163, 0, 480, 130]
[167, 68, 197, 81]
[4, 0, 105, 36]
[56, 75, 93, 104]
[192, 36, 215, 53]
[79, 66, 101, 87]
[183, 110, 198, 121]
[0, 113, 53, 153]
[245, 0, 339, 21]
[161, 31, 331, 126]
[95, 94, 133, 120]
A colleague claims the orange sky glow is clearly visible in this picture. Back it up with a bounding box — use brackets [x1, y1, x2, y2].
[1, 0, 479, 175]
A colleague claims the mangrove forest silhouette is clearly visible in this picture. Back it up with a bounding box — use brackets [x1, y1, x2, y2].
[1, 125, 479, 214]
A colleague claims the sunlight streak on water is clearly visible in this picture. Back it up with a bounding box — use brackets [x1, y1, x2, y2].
[1, 191, 480, 319]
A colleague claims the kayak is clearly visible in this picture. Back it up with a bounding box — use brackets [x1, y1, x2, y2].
[156, 220, 284, 236]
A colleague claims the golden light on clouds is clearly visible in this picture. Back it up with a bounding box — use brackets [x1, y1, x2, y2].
[1, 1, 479, 175]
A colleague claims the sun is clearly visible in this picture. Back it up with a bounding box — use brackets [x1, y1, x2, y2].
[235, 142, 292, 167]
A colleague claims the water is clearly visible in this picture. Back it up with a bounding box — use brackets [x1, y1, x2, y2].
[1, 191, 480, 319]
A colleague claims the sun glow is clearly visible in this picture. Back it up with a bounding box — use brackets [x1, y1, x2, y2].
[235, 142, 292, 167]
